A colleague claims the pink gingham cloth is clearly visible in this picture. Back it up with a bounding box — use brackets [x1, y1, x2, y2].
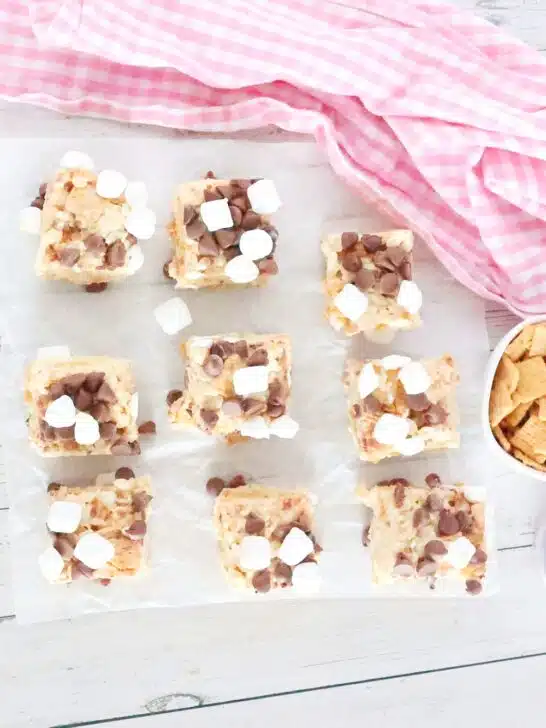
[4, 0, 546, 315]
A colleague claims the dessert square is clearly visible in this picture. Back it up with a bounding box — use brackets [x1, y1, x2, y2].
[25, 354, 140, 456]
[344, 354, 459, 463]
[26, 151, 155, 289]
[39, 469, 152, 583]
[321, 229, 422, 338]
[166, 177, 280, 288]
[359, 475, 488, 595]
[213, 484, 321, 593]
[167, 334, 298, 442]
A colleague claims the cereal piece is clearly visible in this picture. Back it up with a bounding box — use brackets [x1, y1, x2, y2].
[537, 397, 546, 421]
[504, 326, 534, 362]
[493, 425, 511, 452]
[489, 357, 518, 427]
[509, 414, 546, 460]
[213, 484, 320, 592]
[503, 401, 532, 429]
[528, 324, 546, 357]
[513, 357, 546, 405]
[513, 448, 546, 471]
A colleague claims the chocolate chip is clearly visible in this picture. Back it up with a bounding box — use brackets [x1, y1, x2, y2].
[204, 188, 223, 202]
[200, 408, 219, 428]
[378, 271, 400, 296]
[362, 524, 370, 546]
[48, 382, 65, 400]
[272, 559, 292, 582]
[413, 508, 427, 528]
[132, 491, 152, 512]
[211, 341, 234, 359]
[56, 425, 75, 440]
[247, 349, 268, 366]
[58, 247, 80, 267]
[361, 234, 384, 253]
[258, 257, 278, 275]
[268, 380, 286, 403]
[466, 579, 482, 595]
[340, 251, 362, 273]
[232, 179, 251, 190]
[228, 205, 243, 226]
[39, 421, 56, 440]
[223, 246, 240, 262]
[99, 421, 117, 440]
[85, 282, 108, 293]
[72, 561, 94, 579]
[234, 340, 249, 358]
[438, 509, 460, 536]
[95, 382, 117, 404]
[47, 482, 61, 494]
[422, 404, 447, 427]
[39, 183, 48, 196]
[245, 514, 266, 535]
[64, 181, 74, 193]
[110, 439, 134, 456]
[393, 553, 414, 577]
[61, 373, 87, 393]
[341, 232, 359, 249]
[31, 197, 44, 209]
[85, 234, 106, 255]
[416, 556, 437, 576]
[54, 535, 74, 560]
[241, 210, 261, 230]
[386, 246, 408, 268]
[222, 399, 243, 418]
[100, 578, 111, 587]
[106, 240, 126, 269]
[267, 402, 285, 418]
[470, 548, 488, 565]
[130, 441, 141, 456]
[394, 482, 406, 508]
[206, 477, 226, 497]
[166, 389, 183, 406]
[230, 195, 249, 212]
[241, 398, 267, 416]
[425, 490, 444, 512]
[456, 510, 473, 533]
[362, 395, 381, 413]
[74, 388, 93, 411]
[425, 473, 441, 488]
[124, 520, 147, 540]
[163, 261, 173, 279]
[115, 467, 135, 480]
[84, 372, 105, 394]
[203, 354, 224, 377]
[184, 205, 197, 224]
[186, 217, 206, 239]
[351, 403, 362, 418]
[252, 569, 271, 593]
[216, 184, 234, 198]
[198, 233, 220, 256]
[353, 268, 376, 291]
[262, 225, 278, 243]
[228, 474, 247, 489]
[215, 230, 238, 249]
[204, 170, 216, 179]
[406, 393, 430, 412]
[373, 250, 396, 271]
[138, 421, 156, 435]
[400, 260, 412, 280]
[424, 539, 448, 557]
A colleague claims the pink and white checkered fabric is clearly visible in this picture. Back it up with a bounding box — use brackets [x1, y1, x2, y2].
[4, 0, 546, 315]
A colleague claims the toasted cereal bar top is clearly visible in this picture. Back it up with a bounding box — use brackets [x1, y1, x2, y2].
[359, 475, 487, 595]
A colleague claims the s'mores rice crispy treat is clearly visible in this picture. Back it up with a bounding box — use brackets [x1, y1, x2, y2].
[166, 176, 280, 288]
[344, 354, 459, 463]
[167, 334, 299, 442]
[20, 150, 155, 290]
[25, 353, 140, 456]
[322, 229, 422, 339]
[359, 475, 488, 595]
[38, 469, 152, 584]
[213, 484, 321, 593]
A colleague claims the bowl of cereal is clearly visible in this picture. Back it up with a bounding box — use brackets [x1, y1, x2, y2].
[484, 316, 546, 480]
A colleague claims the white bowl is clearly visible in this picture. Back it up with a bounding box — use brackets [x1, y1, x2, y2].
[482, 315, 546, 482]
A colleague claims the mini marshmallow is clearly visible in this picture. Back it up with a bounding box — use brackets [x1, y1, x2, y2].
[462, 486, 485, 502]
[130, 393, 139, 420]
[397, 280, 423, 314]
[246, 179, 281, 215]
[60, 150, 94, 170]
[444, 537, 476, 570]
[125, 208, 156, 240]
[74, 412, 100, 446]
[373, 413, 411, 446]
[38, 547, 65, 582]
[124, 181, 148, 207]
[358, 363, 379, 398]
[224, 255, 259, 284]
[238, 229, 274, 260]
[37, 345, 71, 360]
[96, 169, 127, 199]
[240, 417, 271, 440]
[398, 361, 431, 395]
[126, 244, 144, 275]
[397, 436, 425, 456]
[381, 355, 411, 371]
[269, 415, 299, 439]
[292, 561, 321, 593]
[239, 535, 272, 570]
[154, 297, 192, 335]
[19, 206, 41, 234]
[44, 395, 76, 429]
[233, 365, 269, 396]
[278, 527, 315, 566]
[73, 532, 115, 570]
[200, 198, 233, 232]
[47, 501, 83, 534]
[333, 284, 368, 322]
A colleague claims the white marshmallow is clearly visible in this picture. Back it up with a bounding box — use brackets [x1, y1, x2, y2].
[224, 255, 260, 284]
[19, 206, 41, 234]
[333, 283, 368, 322]
[238, 229, 274, 260]
[233, 365, 269, 396]
[37, 345, 71, 360]
[200, 198, 233, 232]
[373, 413, 411, 446]
[240, 417, 271, 440]
[73, 532, 115, 569]
[444, 537, 476, 570]
[38, 547, 65, 582]
[246, 179, 281, 215]
[47, 501, 83, 534]
[96, 169, 127, 199]
[398, 361, 431, 395]
[292, 561, 321, 593]
[358, 363, 379, 398]
[239, 535, 271, 570]
[60, 150, 94, 170]
[125, 208, 156, 240]
[130, 393, 139, 420]
[397, 280, 423, 314]
[124, 181, 148, 207]
[278, 527, 315, 566]
[397, 436, 425, 456]
[154, 297, 192, 335]
[126, 244, 144, 274]
[381, 355, 411, 371]
[269, 415, 299, 439]
[74, 412, 100, 446]
[462, 486, 485, 502]
[44, 395, 76, 429]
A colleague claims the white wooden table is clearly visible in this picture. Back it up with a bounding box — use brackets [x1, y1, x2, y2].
[2, 2, 546, 726]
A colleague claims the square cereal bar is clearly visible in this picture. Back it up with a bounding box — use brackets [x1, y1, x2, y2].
[167, 177, 280, 288]
[359, 475, 488, 595]
[39, 469, 152, 583]
[25, 355, 140, 456]
[30, 154, 154, 288]
[167, 334, 298, 442]
[322, 229, 422, 338]
[213, 484, 321, 593]
[344, 354, 459, 463]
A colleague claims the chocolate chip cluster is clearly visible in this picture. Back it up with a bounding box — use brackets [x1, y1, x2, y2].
[353, 384, 448, 426]
[338, 232, 412, 297]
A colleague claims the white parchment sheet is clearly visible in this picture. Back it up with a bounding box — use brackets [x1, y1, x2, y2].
[0, 139, 495, 623]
